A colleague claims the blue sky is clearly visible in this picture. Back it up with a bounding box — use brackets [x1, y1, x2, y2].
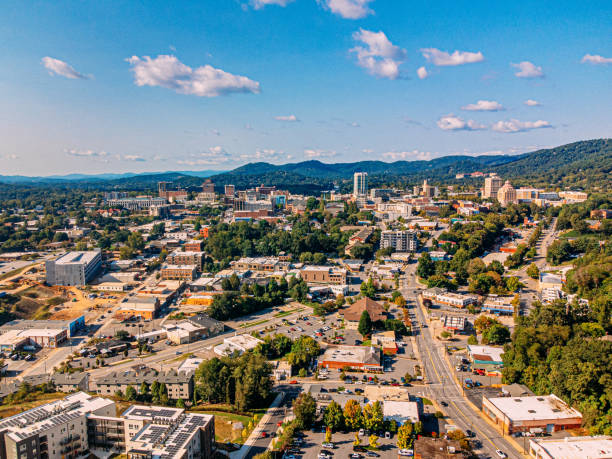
[1, 0, 611, 175]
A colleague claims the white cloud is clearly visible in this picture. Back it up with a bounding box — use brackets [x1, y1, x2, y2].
[65, 149, 108, 157]
[178, 146, 233, 166]
[320, 0, 374, 19]
[416, 66, 429, 79]
[581, 54, 612, 65]
[382, 150, 433, 161]
[126, 55, 260, 97]
[421, 48, 484, 66]
[524, 99, 541, 107]
[42, 57, 89, 79]
[512, 61, 544, 78]
[274, 115, 299, 122]
[461, 100, 504, 111]
[491, 119, 552, 133]
[240, 148, 291, 162]
[351, 29, 407, 80]
[123, 155, 146, 162]
[437, 114, 486, 131]
[250, 0, 294, 9]
[304, 149, 337, 159]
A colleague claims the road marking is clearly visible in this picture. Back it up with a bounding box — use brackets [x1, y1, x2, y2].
[450, 400, 500, 451]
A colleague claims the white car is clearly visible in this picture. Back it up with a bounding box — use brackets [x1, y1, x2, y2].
[321, 442, 334, 448]
[358, 428, 365, 436]
[318, 453, 331, 459]
[496, 450, 507, 458]
[398, 450, 414, 457]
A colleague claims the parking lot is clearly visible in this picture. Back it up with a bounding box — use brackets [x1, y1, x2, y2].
[292, 427, 403, 459]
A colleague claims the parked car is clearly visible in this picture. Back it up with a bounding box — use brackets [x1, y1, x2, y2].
[496, 450, 507, 458]
[398, 449, 414, 456]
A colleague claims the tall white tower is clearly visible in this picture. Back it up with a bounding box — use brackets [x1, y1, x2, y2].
[353, 172, 368, 197]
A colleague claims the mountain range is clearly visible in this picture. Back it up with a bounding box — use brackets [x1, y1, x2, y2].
[0, 139, 609, 191]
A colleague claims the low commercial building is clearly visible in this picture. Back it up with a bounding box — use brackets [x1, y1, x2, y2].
[116, 296, 160, 320]
[539, 272, 563, 291]
[45, 249, 102, 286]
[382, 400, 421, 425]
[161, 264, 197, 281]
[183, 292, 222, 306]
[0, 327, 67, 349]
[371, 330, 397, 354]
[300, 266, 347, 285]
[528, 435, 612, 459]
[234, 257, 281, 272]
[482, 296, 515, 315]
[318, 345, 382, 372]
[95, 282, 129, 292]
[468, 345, 504, 366]
[422, 288, 478, 308]
[440, 315, 466, 332]
[0, 316, 85, 338]
[482, 394, 583, 435]
[214, 334, 263, 356]
[340, 297, 386, 330]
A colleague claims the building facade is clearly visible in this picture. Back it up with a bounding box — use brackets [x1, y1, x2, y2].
[380, 230, 418, 252]
[483, 176, 504, 199]
[45, 250, 102, 286]
[353, 172, 368, 197]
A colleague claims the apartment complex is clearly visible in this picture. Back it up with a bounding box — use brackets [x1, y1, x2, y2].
[160, 265, 197, 281]
[300, 266, 347, 285]
[45, 250, 102, 286]
[380, 230, 418, 252]
[167, 251, 204, 270]
[483, 176, 504, 199]
[93, 366, 193, 400]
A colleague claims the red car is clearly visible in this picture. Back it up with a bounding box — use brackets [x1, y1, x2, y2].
[289, 380, 298, 384]
[261, 431, 268, 438]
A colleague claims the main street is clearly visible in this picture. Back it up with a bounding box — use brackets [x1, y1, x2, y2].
[401, 262, 524, 459]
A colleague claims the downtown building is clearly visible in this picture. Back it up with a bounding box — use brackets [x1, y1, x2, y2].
[380, 230, 418, 252]
[45, 250, 102, 286]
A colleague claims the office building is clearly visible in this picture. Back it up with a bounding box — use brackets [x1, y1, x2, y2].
[380, 230, 418, 252]
[116, 296, 160, 320]
[106, 196, 167, 210]
[224, 184, 235, 197]
[161, 264, 197, 281]
[353, 172, 368, 197]
[45, 250, 102, 286]
[167, 251, 204, 270]
[483, 176, 504, 199]
[497, 180, 518, 206]
[300, 266, 347, 285]
[318, 345, 382, 372]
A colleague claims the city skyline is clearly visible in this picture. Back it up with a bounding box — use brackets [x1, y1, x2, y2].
[1, 0, 611, 175]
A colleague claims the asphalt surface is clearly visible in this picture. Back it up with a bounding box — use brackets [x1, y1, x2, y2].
[401, 263, 524, 459]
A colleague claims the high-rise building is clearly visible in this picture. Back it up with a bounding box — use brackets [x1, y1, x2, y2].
[353, 172, 368, 197]
[421, 180, 436, 198]
[224, 184, 235, 197]
[381, 230, 418, 252]
[201, 178, 214, 194]
[483, 176, 504, 199]
[497, 180, 517, 206]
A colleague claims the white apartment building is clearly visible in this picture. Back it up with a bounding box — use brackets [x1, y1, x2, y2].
[380, 230, 418, 252]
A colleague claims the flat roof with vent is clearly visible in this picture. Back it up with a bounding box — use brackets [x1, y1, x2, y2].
[485, 394, 582, 422]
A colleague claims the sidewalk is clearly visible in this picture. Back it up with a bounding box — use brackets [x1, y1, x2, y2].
[230, 392, 284, 459]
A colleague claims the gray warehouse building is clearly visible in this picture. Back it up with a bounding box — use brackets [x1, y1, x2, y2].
[45, 250, 102, 286]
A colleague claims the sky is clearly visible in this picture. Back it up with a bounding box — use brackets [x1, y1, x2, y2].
[1, 0, 611, 175]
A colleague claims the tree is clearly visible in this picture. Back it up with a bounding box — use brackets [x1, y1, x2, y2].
[397, 422, 414, 449]
[527, 263, 540, 279]
[547, 240, 573, 265]
[293, 393, 316, 429]
[467, 334, 478, 345]
[353, 432, 361, 447]
[505, 276, 521, 292]
[343, 399, 363, 430]
[176, 398, 185, 409]
[287, 336, 320, 369]
[323, 401, 344, 431]
[417, 253, 435, 279]
[140, 382, 149, 396]
[368, 434, 379, 449]
[125, 385, 137, 401]
[360, 277, 376, 299]
[358, 310, 373, 338]
[484, 324, 510, 345]
[324, 427, 332, 443]
[362, 401, 384, 432]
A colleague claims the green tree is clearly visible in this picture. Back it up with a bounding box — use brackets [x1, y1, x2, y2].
[417, 252, 436, 279]
[362, 401, 384, 432]
[323, 401, 344, 431]
[527, 263, 540, 280]
[293, 392, 317, 429]
[467, 334, 478, 345]
[125, 385, 137, 401]
[358, 310, 373, 338]
[287, 336, 320, 369]
[176, 398, 186, 409]
[485, 324, 510, 345]
[360, 277, 376, 299]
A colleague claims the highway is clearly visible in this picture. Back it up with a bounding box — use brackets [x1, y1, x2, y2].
[401, 262, 524, 459]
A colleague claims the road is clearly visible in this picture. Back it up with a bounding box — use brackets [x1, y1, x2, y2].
[401, 263, 524, 459]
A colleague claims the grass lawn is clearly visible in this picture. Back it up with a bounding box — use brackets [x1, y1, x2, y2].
[421, 397, 433, 405]
[0, 392, 65, 417]
[361, 339, 372, 346]
[239, 319, 269, 328]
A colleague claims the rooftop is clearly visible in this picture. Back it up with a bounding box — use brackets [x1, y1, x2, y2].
[468, 345, 504, 363]
[320, 345, 381, 366]
[54, 250, 100, 265]
[486, 394, 582, 422]
[529, 436, 612, 459]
